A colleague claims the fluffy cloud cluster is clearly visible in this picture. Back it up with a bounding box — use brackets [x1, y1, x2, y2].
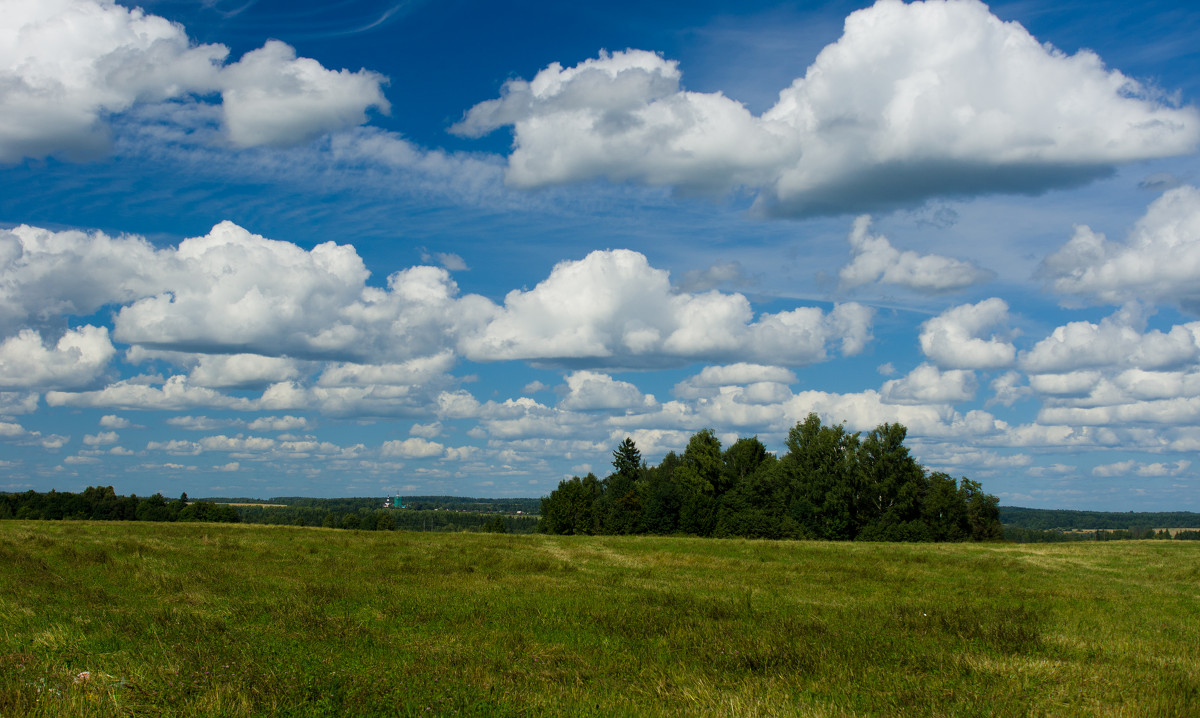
[1021, 305, 1200, 374]
[464, 249, 872, 366]
[838, 215, 992, 292]
[559, 371, 656, 411]
[454, 0, 1198, 216]
[7, 221, 871, 399]
[919, 298, 1015, 369]
[1041, 186, 1200, 310]
[881, 363, 977, 404]
[0, 326, 114, 388]
[0, 0, 388, 162]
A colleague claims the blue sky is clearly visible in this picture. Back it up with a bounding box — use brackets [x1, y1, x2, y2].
[2, 0, 1200, 509]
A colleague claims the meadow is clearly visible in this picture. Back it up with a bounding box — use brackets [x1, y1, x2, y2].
[1, 521, 1197, 716]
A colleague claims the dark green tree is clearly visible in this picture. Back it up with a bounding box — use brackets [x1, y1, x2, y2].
[922, 472, 968, 541]
[597, 438, 645, 534]
[856, 423, 930, 541]
[961, 478, 1003, 541]
[674, 430, 723, 535]
[719, 436, 771, 495]
[781, 414, 860, 540]
[714, 460, 798, 539]
[539, 473, 602, 535]
[641, 451, 683, 534]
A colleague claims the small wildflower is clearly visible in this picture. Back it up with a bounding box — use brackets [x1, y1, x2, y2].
[74, 672, 90, 684]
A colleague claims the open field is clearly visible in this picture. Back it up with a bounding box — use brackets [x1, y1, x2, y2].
[1, 522, 1198, 716]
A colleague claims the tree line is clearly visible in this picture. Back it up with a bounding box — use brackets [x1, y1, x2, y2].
[1004, 526, 1200, 543]
[999, 506, 1200, 531]
[0, 486, 239, 523]
[539, 414, 1004, 541]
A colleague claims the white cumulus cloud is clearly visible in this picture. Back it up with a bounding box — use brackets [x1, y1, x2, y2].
[0, 0, 389, 162]
[838, 215, 992, 292]
[559, 371, 656, 411]
[462, 248, 872, 366]
[881, 363, 977, 404]
[1041, 186, 1200, 310]
[1020, 305, 1200, 373]
[381, 437, 445, 459]
[919, 298, 1015, 369]
[455, 0, 1199, 217]
[0, 326, 115, 388]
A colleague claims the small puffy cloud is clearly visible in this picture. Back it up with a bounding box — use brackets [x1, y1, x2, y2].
[316, 352, 456, 387]
[1114, 369, 1200, 401]
[0, 0, 389, 162]
[0, 326, 115, 389]
[47, 375, 253, 411]
[1092, 459, 1191, 478]
[461, 249, 872, 366]
[420, 248, 469, 272]
[522, 380, 551, 394]
[166, 415, 234, 431]
[1041, 186, 1200, 310]
[220, 40, 389, 148]
[676, 262, 751, 292]
[200, 435, 277, 453]
[145, 439, 202, 455]
[409, 422, 442, 439]
[381, 437, 445, 459]
[1038, 397, 1200, 427]
[0, 392, 39, 415]
[916, 446, 1032, 472]
[683, 363, 797, 389]
[113, 221, 372, 358]
[455, 0, 1198, 217]
[99, 415, 130, 429]
[559, 371, 656, 411]
[838, 215, 992, 292]
[1021, 305, 1200, 373]
[673, 363, 797, 400]
[444, 445, 479, 461]
[189, 354, 303, 388]
[881, 363, 976, 404]
[919, 298, 1015, 369]
[64, 455, 101, 465]
[0, 421, 27, 438]
[247, 415, 309, 432]
[0, 224, 169, 333]
[1028, 371, 1103, 397]
[781, 388, 1008, 440]
[83, 431, 119, 446]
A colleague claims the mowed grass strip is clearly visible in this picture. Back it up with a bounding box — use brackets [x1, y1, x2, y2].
[0, 521, 1197, 716]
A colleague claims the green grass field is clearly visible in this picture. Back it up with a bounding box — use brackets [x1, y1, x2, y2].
[1, 521, 1197, 716]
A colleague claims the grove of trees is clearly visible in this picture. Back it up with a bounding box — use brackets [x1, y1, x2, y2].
[0, 486, 239, 523]
[540, 414, 1004, 542]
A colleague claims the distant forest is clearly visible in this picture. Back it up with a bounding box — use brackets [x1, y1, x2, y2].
[999, 507, 1200, 543]
[540, 414, 1004, 542]
[0, 486, 238, 523]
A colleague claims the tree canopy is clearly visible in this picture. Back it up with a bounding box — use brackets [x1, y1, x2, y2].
[539, 414, 1004, 542]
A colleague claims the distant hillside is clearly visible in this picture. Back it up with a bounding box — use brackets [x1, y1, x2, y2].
[1000, 506, 1200, 531]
